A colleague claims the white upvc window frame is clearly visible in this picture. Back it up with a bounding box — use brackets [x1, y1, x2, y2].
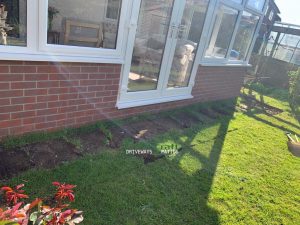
[0, 0, 132, 64]
[0, 0, 38, 56]
[199, 0, 268, 66]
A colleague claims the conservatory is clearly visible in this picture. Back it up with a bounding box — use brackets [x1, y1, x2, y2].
[0, 0, 267, 137]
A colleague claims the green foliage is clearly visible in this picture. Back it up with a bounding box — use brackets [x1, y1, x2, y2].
[0, 121, 111, 149]
[99, 124, 113, 146]
[289, 69, 300, 117]
[246, 82, 273, 95]
[62, 135, 83, 151]
[0, 182, 83, 225]
[0, 221, 18, 225]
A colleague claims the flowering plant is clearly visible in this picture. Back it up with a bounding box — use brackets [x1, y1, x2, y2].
[0, 182, 83, 225]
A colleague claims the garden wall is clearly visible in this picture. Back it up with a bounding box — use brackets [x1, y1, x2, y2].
[0, 61, 246, 138]
[249, 55, 299, 88]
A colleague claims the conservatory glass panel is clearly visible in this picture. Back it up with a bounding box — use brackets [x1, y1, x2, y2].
[168, 0, 209, 88]
[205, 5, 238, 58]
[0, 0, 27, 47]
[128, 0, 174, 92]
[231, 11, 259, 60]
[247, 0, 265, 11]
[47, 0, 122, 49]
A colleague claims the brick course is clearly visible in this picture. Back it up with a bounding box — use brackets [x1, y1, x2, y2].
[0, 61, 246, 138]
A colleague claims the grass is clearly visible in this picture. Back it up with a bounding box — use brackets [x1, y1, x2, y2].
[0, 120, 117, 150]
[2, 89, 300, 225]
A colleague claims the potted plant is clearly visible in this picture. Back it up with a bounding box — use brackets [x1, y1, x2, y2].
[287, 133, 300, 157]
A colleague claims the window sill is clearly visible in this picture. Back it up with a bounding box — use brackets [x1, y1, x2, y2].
[199, 62, 252, 67]
[0, 52, 125, 64]
[117, 94, 194, 109]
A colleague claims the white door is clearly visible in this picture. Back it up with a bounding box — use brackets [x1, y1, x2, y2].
[118, 0, 210, 108]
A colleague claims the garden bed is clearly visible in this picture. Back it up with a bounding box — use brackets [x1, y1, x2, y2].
[240, 93, 284, 115]
[0, 101, 235, 181]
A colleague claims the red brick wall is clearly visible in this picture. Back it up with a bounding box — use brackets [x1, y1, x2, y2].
[0, 61, 246, 138]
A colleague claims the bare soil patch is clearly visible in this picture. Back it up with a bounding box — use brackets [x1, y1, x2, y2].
[170, 112, 201, 128]
[109, 126, 133, 148]
[149, 116, 182, 131]
[0, 107, 222, 179]
[77, 132, 107, 154]
[0, 140, 80, 180]
[240, 94, 283, 115]
[0, 149, 31, 179]
[198, 108, 221, 119]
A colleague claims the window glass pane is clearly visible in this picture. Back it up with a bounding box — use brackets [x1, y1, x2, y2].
[106, 0, 122, 20]
[231, 0, 243, 4]
[128, 0, 174, 92]
[247, 0, 265, 11]
[0, 0, 27, 47]
[268, 11, 274, 21]
[230, 11, 259, 60]
[47, 0, 122, 49]
[205, 5, 238, 58]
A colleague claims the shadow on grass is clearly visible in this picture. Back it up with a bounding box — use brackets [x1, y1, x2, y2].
[245, 112, 300, 137]
[269, 114, 300, 130]
[245, 83, 289, 103]
[241, 89, 300, 134]
[140, 100, 238, 225]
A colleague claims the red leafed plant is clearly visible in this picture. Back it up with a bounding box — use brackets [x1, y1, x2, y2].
[52, 182, 76, 204]
[0, 182, 83, 225]
[1, 184, 29, 206]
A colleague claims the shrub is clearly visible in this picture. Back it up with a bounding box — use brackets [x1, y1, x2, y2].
[288, 69, 300, 117]
[0, 182, 83, 225]
[246, 81, 275, 95]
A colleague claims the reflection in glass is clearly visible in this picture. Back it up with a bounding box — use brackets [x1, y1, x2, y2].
[247, 0, 266, 11]
[168, 0, 209, 88]
[205, 5, 238, 58]
[106, 0, 122, 20]
[128, 0, 174, 92]
[0, 0, 27, 47]
[47, 0, 122, 49]
[231, 11, 259, 60]
[231, 0, 243, 4]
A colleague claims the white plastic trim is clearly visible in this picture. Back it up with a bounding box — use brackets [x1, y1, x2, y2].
[117, 94, 194, 109]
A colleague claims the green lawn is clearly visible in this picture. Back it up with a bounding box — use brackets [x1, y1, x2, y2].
[4, 89, 300, 225]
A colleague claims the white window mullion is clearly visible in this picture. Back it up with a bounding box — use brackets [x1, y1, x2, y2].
[26, 0, 38, 52]
[38, 0, 48, 53]
[118, 0, 141, 98]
